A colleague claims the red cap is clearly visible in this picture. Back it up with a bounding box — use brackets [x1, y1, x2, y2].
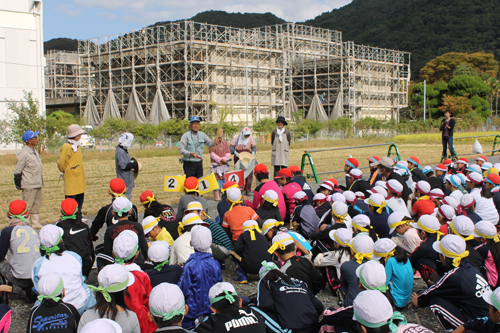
[443, 159, 452, 166]
[8, 200, 28, 216]
[289, 165, 302, 174]
[254, 164, 269, 175]
[343, 158, 359, 168]
[184, 177, 199, 192]
[476, 156, 488, 163]
[221, 181, 240, 192]
[367, 156, 380, 163]
[457, 157, 468, 165]
[327, 178, 339, 187]
[61, 198, 78, 216]
[274, 168, 293, 179]
[487, 174, 500, 185]
[435, 164, 447, 172]
[109, 178, 126, 194]
[408, 156, 420, 166]
[140, 190, 154, 204]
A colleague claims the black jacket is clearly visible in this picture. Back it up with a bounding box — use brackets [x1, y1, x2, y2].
[56, 219, 95, 277]
[426, 176, 445, 191]
[387, 171, 412, 203]
[409, 234, 439, 283]
[440, 117, 456, 137]
[347, 179, 372, 198]
[281, 256, 324, 295]
[234, 231, 272, 275]
[310, 223, 347, 251]
[365, 211, 390, 239]
[460, 210, 482, 224]
[102, 219, 148, 266]
[90, 203, 138, 238]
[411, 168, 427, 183]
[28, 301, 80, 333]
[195, 306, 267, 333]
[146, 264, 183, 288]
[463, 317, 500, 333]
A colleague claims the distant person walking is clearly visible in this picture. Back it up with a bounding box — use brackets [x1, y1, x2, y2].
[271, 116, 291, 177]
[57, 124, 86, 221]
[209, 127, 231, 201]
[115, 133, 138, 200]
[14, 130, 43, 229]
[178, 116, 218, 178]
[231, 127, 257, 194]
[440, 110, 457, 161]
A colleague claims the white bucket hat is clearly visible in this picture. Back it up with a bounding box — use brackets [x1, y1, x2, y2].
[209, 282, 238, 305]
[352, 214, 372, 233]
[261, 219, 285, 235]
[329, 228, 352, 247]
[355, 261, 388, 291]
[350, 234, 374, 264]
[432, 234, 468, 267]
[148, 241, 170, 267]
[449, 216, 474, 241]
[142, 215, 159, 235]
[190, 225, 212, 252]
[39, 225, 64, 255]
[149, 283, 185, 322]
[353, 290, 406, 329]
[90, 264, 135, 302]
[372, 238, 397, 261]
[473, 221, 499, 241]
[112, 230, 139, 264]
[80, 319, 123, 333]
[387, 212, 409, 234]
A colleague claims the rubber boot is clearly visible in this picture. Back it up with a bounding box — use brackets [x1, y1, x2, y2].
[30, 214, 43, 229]
[214, 189, 221, 202]
[233, 265, 248, 284]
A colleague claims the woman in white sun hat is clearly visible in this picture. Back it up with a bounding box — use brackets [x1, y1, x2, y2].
[409, 234, 490, 331]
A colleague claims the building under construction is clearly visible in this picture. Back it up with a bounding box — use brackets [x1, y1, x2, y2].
[55, 21, 410, 125]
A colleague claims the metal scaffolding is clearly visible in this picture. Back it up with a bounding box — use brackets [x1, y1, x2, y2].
[74, 21, 410, 123]
[45, 50, 80, 99]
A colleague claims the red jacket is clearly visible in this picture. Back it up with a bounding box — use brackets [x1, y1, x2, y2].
[282, 182, 302, 216]
[125, 264, 157, 333]
[244, 180, 286, 220]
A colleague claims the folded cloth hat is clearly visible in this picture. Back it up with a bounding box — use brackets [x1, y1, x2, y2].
[319, 182, 334, 192]
[209, 282, 238, 304]
[483, 286, 500, 311]
[259, 261, 280, 279]
[110, 178, 127, 197]
[142, 215, 159, 235]
[368, 156, 380, 163]
[289, 165, 302, 174]
[476, 156, 488, 163]
[422, 166, 433, 175]
[353, 290, 406, 330]
[261, 219, 284, 235]
[355, 261, 388, 291]
[148, 241, 170, 264]
[365, 193, 387, 214]
[433, 234, 469, 267]
[139, 190, 155, 207]
[294, 191, 308, 201]
[473, 221, 499, 241]
[226, 187, 243, 210]
[189, 116, 201, 123]
[352, 214, 372, 233]
[386, 179, 403, 197]
[60, 198, 78, 220]
[113, 230, 139, 264]
[387, 212, 411, 234]
[39, 225, 64, 255]
[254, 164, 269, 175]
[408, 156, 420, 167]
[274, 168, 292, 179]
[449, 216, 474, 241]
[269, 232, 295, 254]
[327, 178, 339, 188]
[329, 228, 353, 247]
[22, 130, 40, 143]
[221, 181, 239, 192]
[242, 220, 262, 241]
[348, 169, 363, 179]
[375, 181, 387, 189]
[68, 124, 85, 138]
[80, 319, 123, 333]
[37, 273, 64, 303]
[394, 168, 406, 177]
[118, 133, 134, 149]
[350, 234, 374, 264]
[263, 190, 279, 207]
[486, 174, 500, 186]
[90, 264, 135, 302]
[467, 172, 484, 185]
[460, 194, 476, 211]
[184, 177, 199, 193]
[355, 192, 366, 200]
[467, 164, 482, 174]
[332, 202, 348, 223]
[411, 215, 443, 239]
[344, 158, 359, 169]
[370, 156, 394, 168]
[372, 238, 397, 261]
[343, 191, 357, 204]
[112, 197, 133, 217]
[442, 196, 458, 210]
[8, 199, 29, 221]
[430, 188, 445, 200]
[368, 186, 387, 199]
[178, 213, 205, 235]
[149, 283, 186, 322]
[191, 225, 212, 252]
[331, 193, 346, 204]
[434, 204, 455, 222]
[482, 162, 493, 171]
[435, 164, 447, 172]
[457, 157, 469, 166]
[415, 181, 431, 195]
[185, 201, 203, 213]
[313, 193, 327, 202]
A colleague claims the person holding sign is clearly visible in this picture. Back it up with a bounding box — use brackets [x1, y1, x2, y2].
[209, 127, 231, 201]
[178, 116, 218, 178]
[230, 127, 257, 194]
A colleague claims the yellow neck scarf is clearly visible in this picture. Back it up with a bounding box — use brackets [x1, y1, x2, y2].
[243, 224, 262, 241]
[439, 243, 469, 267]
[368, 198, 387, 214]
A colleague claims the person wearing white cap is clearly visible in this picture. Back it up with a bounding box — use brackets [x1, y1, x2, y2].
[472, 221, 500, 288]
[410, 235, 490, 331]
[255, 190, 283, 222]
[368, 185, 388, 199]
[178, 226, 222, 328]
[442, 195, 459, 213]
[387, 212, 421, 253]
[351, 214, 377, 242]
[222, 187, 261, 243]
[57, 124, 87, 221]
[142, 215, 174, 246]
[410, 180, 436, 219]
[318, 201, 349, 234]
[343, 191, 363, 218]
[347, 169, 371, 198]
[28, 273, 81, 333]
[291, 191, 320, 238]
[79, 264, 140, 333]
[100, 197, 149, 270]
[145, 241, 183, 288]
[171, 213, 208, 266]
[196, 282, 267, 333]
[256, 260, 324, 332]
[233, 220, 272, 284]
[448, 216, 484, 275]
[385, 179, 410, 217]
[408, 215, 443, 285]
[423, 166, 446, 192]
[149, 283, 189, 331]
[434, 204, 455, 235]
[471, 180, 500, 226]
[430, 188, 445, 205]
[270, 233, 324, 295]
[340, 234, 374, 307]
[458, 194, 482, 224]
[314, 229, 353, 282]
[80, 319, 123, 333]
[32, 225, 96, 314]
[365, 193, 391, 238]
[455, 285, 500, 332]
[445, 174, 464, 202]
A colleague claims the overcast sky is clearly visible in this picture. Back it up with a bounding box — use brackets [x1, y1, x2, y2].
[43, 0, 352, 41]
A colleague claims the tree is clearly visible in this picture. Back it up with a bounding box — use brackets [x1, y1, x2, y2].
[448, 75, 492, 97]
[158, 119, 189, 141]
[132, 124, 160, 149]
[89, 118, 127, 150]
[46, 110, 81, 152]
[438, 95, 473, 118]
[252, 118, 276, 134]
[293, 119, 324, 139]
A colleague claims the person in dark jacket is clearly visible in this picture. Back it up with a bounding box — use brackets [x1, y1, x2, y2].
[440, 110, 457, 160]
[270, 233, 324, 295]
[149, 283, 190, 333]
[233, 221, 272, 284]
[456, 286, 500, 333]
[364, 193, 390, 239]
[56, 198, 94, 278]
[408, 156, 426, 183]
[346, 169, 372, 198]
[217, 181, 239, 222]
[410, 235, 490, 331]
[374, 157, 412, 203]
[448, 216, 484, 276]
[289, 165, 314, 204]
[343, 191, 364, 218]
[145, 241, 182, 288]
[28, 273, 80, 333]
[140, 190, 177, 239]
[256, 261, 324, 333]
[255, 190, 283, 222]
[178, 226, 222, 328]
[291, 191, 320, 238]
[423, 166, 446, 191]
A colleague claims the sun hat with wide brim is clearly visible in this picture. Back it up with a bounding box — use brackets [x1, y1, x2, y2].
[276, 116, 288, 125]
[131, 157, 142, 179]
[68, 124, 85, 138]
[238, 151, 254, 165]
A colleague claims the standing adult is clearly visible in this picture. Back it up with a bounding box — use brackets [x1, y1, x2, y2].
[271, 116, 291, 177]
[14, 130, 43, 229]
[178, 116, 217, 178]
[115, 133, 138, 200]
[440, 110, 457, 161]
[57, 124, 86, 221]
[230, 127, 257, 194]
[209, 127, 231, 201]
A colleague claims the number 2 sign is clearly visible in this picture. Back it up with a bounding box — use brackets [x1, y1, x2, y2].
[164, 175, 186, 192]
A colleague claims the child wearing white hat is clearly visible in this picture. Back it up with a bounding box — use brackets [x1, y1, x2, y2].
[410, 234, 490, 331]
[385, 179, 411, 218]
[170, 213, 208, 266]
[149, 283, 189, 331]
[411, 180, 436, 219]
[145, 241, 183, 288]
[28, 273, 81, 333]
[473, 221, 500, 287]
[195, 282, 267, 333]
[291, 191, 320, 238]
[178, 226, 222, 329]
[222, 187, 261, 242]
[365, 194, 391, 238]
[448, 216, 484, 275]
[32, 225, 96, 314]
[80, 319, 123, 333]
[347, 169, 371, 198]
[255, 190, 283, 222]
[472, 181, 500, 226]
[142, 215, 174, 246]
[445, 175, 464, 202]
[458, 194, 482, 224]
[456, 285, 500, 332]
[351, 214, 377, 243]
[79, 264, 140, 333]
[387, 212, 421, 253]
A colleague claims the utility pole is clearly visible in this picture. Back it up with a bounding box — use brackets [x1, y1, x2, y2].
[423, 80, 426, 121]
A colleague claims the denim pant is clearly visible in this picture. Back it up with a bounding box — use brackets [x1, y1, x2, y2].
[442, 136, 456, 158]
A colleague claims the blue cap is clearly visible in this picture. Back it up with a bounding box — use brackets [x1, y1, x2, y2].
[189, 116, 201, 123]
[22, 130, 39, 143]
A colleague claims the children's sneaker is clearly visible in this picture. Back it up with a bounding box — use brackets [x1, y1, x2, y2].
[233, 266, 248, 284]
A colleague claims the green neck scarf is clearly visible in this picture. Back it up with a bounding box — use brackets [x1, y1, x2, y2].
[154, 259, 169, 271]
[88, 278, 130, 302]
[114, 244, 138, 265]
[359, 267, 389, 292]
[354, 310, 406, 333]
[60, 207, 78, 221]
[210, 289, 238, 304]
[37, 278, 64, 303]
[150, 304, 185, 322]
[9, 206, 28, 222]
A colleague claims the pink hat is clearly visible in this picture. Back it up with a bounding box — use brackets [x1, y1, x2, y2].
[68, 124, 85, 138]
